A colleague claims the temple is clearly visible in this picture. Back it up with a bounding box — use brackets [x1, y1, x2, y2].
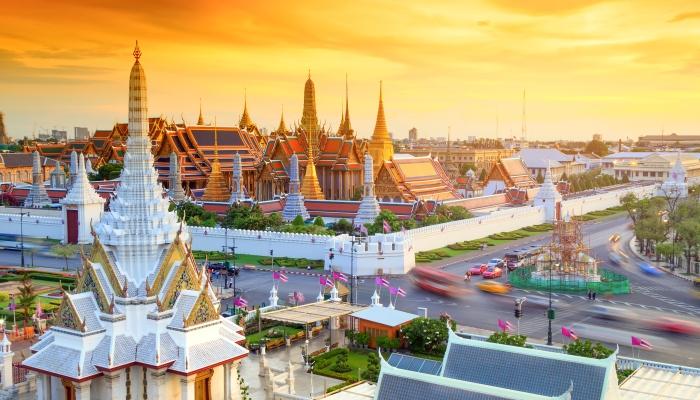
[660, 151, 688, 198]
[354, 153, 381, 225]
[22, 42, 248, 400]
[23, 151, 51, 207]
[368, 82, 394, 177]
[281, 153, 310, 221]
[299, 74, 326, 200]
[201, 125, 231, 202]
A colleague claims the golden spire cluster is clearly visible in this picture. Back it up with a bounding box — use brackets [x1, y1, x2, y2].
[202, 117, 229, 202]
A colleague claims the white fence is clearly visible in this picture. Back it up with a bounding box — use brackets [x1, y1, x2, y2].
[560, 185, 657, 217]
[0, 212, 64, 240]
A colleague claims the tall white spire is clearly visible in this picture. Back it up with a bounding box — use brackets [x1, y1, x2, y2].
[661, 151, 688, 198]
[354, 152, 381, 225]
[534, 163, 562, 222]
[94, 42, 186, 285]
[229, 152, 244, 203]
[69, 150, 78, 188]
[23, 151, 51, 208]
[168, 152, 187, 203]
[282, 153, 310, 221]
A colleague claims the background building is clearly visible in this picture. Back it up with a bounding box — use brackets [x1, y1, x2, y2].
[408, 127, 417, 142]
[50, 129, 67, 141]
[516, 148, 586, 180]
[603, 151, 700, 183]
[638, 133, 700, 148]
[74, 127, 90, 140]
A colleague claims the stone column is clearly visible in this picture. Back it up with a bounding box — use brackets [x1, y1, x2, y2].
[36, 374, 48, 400]
[286, 360, 295, 394]
[103, 370, 123, 398]
[0, 350, 12, 389]
[223, 363, 230, 400]
[148, 368, 168, 399]
[230, 362, 241, 400]
[74, 380, 92, 400]
[180, 375, 196, 400]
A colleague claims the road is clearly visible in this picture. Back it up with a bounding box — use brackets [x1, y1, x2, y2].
[221, 214, 700, 367]
[3, 214, 699, 366]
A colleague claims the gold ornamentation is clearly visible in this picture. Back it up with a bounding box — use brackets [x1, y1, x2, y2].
[55, 294, 85, 332]
[75, 261, 110, 312]
[90, 236, 124, 296]
[184, 290, 218, 328]
[161, 256, 200, 310]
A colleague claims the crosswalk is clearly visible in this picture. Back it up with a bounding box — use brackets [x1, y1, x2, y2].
[516, 288, 700, 317]
[515, 300, 587, 335]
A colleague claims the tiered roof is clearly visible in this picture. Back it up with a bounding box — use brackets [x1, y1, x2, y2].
[376, 155, 460, 202]
[485, 157, 537, 190]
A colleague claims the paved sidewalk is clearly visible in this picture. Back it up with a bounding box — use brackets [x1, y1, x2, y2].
[628, 237, 697, 282]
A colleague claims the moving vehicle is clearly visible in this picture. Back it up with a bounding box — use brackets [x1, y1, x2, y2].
[482, 266, 503, 279]
[486, 258, 504, 268]
[469, 264, 488, 275]
[609, 233, 621, 243]
[608, 253, 622, 266]
[651, 317, 700, 336]
[587, 305, 631, 321]
[410, 267, 469, 297]
[521, 295, 558, 308]
[639, 262, 663, 276]
[476, 281, 510, 295]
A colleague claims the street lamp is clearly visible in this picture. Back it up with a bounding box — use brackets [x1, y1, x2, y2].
[417, 307, 428, 318]
[547, 263, 559, 346]
[19, 207, 29, 269]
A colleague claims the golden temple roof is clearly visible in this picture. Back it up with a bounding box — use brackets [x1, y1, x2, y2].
[337, 74, 354, 139]
[299, 72, 324, 200]
[197, 98, 205, 125]
[276, 107, 288, 134]
[239, 91, 254, 130]
[202, 123, 230, 201]
[371, 81, 390, 140]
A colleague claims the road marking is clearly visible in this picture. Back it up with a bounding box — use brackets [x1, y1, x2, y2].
[624, 302, 631, 306]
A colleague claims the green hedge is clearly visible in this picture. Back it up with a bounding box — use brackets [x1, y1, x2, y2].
[326, 381, 357, 394]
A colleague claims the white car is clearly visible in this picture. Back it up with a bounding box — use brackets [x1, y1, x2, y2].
[486, 258, 504, 268]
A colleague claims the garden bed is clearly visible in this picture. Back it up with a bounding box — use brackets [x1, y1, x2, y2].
[245, 325, 303, 346]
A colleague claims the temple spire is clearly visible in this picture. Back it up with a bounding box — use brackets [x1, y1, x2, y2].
[133, 40, 141, 61]
[282, 153, 310, 221]
[197, 98, 204, 125]
[202, 118, 230, 202]
[276, 106, 287, 134]
[299, 73, 324, 200]
[368, 80, 394, 176]
[168, 152, 187, 203]
[239, 90, 254, 129]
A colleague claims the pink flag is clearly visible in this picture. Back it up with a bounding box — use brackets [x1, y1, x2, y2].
[561, 326, 577, 340]
[374, 276, 383, 286]
[360, 224, 368, 235]
[389, 287, 399, 296]
[278, 272, 288, 283]
[381, 278, 390, 288]
[272, 271, 280, 280]
[333, 271, 348, 282]
[324, 275, 334, 287]
[234, 297, 248, 308]
[319, 275, 327, 286]
[631, 336, 653, 350]
[396, 287, 407, 297]
[497, 319, 506, 331]
[505, 320, 513, 331]
[383, 220, 392, 233]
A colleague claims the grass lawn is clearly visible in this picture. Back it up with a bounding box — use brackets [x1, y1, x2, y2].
[192, 251, 325, 269]
[314, 349, 373, 381]
[245, 325, 303, 345]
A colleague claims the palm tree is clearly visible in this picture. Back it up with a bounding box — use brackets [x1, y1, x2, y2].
[51, 244, 78, 271]
[17, 272, 36, 330]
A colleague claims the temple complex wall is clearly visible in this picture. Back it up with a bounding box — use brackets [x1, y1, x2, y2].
[559, 184, 656, 218]
[0, 211, 64, 240]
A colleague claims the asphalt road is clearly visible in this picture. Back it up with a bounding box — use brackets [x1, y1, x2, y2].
[220, 214, 700, 367]
[3, 214, 699, 366]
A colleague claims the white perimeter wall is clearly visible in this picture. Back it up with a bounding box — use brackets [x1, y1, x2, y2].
[0, 184, 657, 276]
[0, 212, 64, 240]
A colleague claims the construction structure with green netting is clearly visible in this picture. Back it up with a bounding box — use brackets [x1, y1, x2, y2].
[509, 214, 630, 294]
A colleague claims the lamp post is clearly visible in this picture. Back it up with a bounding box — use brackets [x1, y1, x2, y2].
[19, 207, 29, 269]
[230, 237, 238, 314]
[547, 263, 558, 346]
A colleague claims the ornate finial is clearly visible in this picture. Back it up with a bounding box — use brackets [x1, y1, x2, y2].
[108, 294, 115, 314]
[145, 278, 151, 295]
[133, 40, 141, 60]
[198, 98, 204, 125]
[213, 117, 219, 158]
[122, 279, 128, 297]
[308, 69, 311, 79]
[156, 295, 163, 312]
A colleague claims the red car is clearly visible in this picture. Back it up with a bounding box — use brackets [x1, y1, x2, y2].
[482, 266, 503, 279]
[652, 318, 700, 336]
[469, 264, 488, 275]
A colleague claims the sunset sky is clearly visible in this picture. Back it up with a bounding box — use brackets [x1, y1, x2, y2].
[2, 0, 700, 141]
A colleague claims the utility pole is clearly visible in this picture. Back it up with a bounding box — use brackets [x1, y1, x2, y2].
[19, 207, 28, 269]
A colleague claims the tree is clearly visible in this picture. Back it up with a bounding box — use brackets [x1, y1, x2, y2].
[367, 210, 402, 235]
[402, 317, 449, 355]
[621, 172, 630, 183]
[459, 163, 478, 177]
[676, 218, 700, 273]
[478, 169, 487, 182]
[17, 272, 36, 329]
[331, 349, 352, 373]
[560, 172, 568, 182]
[563, 339, 613, 359]
[583, 139, 609, 156]
[292, 215, 305, 226]
[332, 218, 354, 234]
[487, 331, 528, 347]
[313, 216, 325, 227]
[535, 171, 544, 184]
[51, 243, 78, 271]
[221, 203, 282, 230]
[174, 201, 218, 228]
[89, 162, 123, 181]
[361, 352, 380, 382]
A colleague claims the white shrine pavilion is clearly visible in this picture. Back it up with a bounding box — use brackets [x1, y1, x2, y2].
[22, 42, 249, 400]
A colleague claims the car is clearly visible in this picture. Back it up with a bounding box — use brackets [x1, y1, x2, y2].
[651, 318, 700, 336]
[521, 295, 558, 308]
[587, 305, 630, 321]
[639, 262, 663, 276]
[506, 261, 521, 271]
[208, 262, 227, 270]
[608, 253, 622, 266]
[476, 281, 510, 294]
[482, 266, 503, 279]
[469, 264, 488, 275]
[486, 258, 504, 268]
[609, 233, 621, 243]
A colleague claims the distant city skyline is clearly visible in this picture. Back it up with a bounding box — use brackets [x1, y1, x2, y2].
[2, 1, 700, 141]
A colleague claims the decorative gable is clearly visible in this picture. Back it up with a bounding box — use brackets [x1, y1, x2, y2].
[89, 236, 125, 296]
[161, 256, 201, 310]
[184, 289, 219, 328]
[148, 234, 187, 296]
[54, 294, 86, 332]
[76, 260, 110, 312]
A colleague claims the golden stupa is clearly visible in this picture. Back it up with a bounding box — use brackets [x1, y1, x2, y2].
[368, 81, 394, 177]
[299, 73, 325, 200]
[202, 123, 230, 202]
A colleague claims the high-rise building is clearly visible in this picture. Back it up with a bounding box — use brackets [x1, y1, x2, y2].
[74, 127, 90, 140]
[0, 112, 10, 145]
[51, 129, 68, 141]
[408, 127, 418, 142]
